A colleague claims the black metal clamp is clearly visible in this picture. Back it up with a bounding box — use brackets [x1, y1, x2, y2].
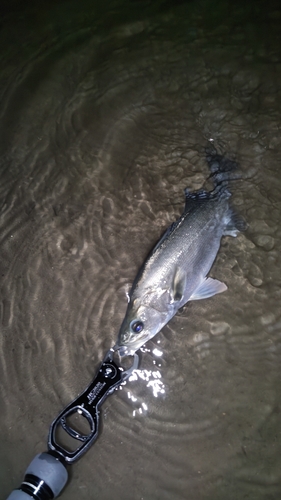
[48, 348, 139, 464]
[7, 348, 139, 499]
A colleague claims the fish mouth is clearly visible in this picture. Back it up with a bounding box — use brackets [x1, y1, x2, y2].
[113, 343, 135, 357]
[117, 345, 131, 357]
[116, 333, 148, 357]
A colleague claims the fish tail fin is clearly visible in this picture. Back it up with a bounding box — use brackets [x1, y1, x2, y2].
[205, 147, 242, 187]
[205, 147, 247, 234]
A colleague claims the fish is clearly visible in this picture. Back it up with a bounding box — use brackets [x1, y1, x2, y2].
[116, 150, 245, 356]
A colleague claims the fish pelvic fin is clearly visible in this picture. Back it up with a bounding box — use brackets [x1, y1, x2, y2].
[189, 277, 227, 301]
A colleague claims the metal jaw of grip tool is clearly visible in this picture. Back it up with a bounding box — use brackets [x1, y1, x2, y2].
[48, 348, 139, 464]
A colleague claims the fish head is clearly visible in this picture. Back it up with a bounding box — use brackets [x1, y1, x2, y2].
[117, 297, 171, 356]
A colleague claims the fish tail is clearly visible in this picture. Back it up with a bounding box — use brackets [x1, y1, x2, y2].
[205, 147, 247, 233]
[205, 148, 242, 187]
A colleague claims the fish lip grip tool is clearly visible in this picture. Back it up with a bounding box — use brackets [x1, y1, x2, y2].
[7, 348, 139, 499]
[48, 348, 139, 464]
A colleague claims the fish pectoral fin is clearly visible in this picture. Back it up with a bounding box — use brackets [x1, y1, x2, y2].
[189, 277, 227, 301]
[171, 267, 186, 302]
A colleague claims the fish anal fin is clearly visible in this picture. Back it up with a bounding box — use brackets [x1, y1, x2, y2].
[189, 277, 227, 301]
[224, 211, 247, 237]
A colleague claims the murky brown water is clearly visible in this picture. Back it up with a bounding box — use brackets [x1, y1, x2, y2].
[1, 1, 281, 499]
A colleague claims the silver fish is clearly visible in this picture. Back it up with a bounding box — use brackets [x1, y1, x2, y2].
[117, 151, 245, 356]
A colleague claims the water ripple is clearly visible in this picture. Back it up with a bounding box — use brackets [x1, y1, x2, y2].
[1, 2, 281, 499]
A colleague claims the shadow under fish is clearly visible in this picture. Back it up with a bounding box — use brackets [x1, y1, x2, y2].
[116, 149, 246, 356]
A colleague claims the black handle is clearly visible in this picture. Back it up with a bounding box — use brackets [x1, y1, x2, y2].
[48, 356, 122, 463]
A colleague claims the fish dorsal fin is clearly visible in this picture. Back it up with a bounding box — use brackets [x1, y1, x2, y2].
[184, 187, 211, 212]
[171, 267, 186, 302]
[189, 277, 227, 301]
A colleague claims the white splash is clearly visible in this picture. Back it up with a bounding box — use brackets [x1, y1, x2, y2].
[122, 342, 166, 415]
[126, 367, 166, 416]
[152, 348, 163, 357]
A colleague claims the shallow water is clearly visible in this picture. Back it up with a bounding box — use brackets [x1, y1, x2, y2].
[1, 0, 281, 499]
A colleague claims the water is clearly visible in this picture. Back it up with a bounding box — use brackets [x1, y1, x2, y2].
[0, 0, 281, 498]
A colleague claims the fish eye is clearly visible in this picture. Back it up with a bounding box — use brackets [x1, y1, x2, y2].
[130, 320, 144, 334]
